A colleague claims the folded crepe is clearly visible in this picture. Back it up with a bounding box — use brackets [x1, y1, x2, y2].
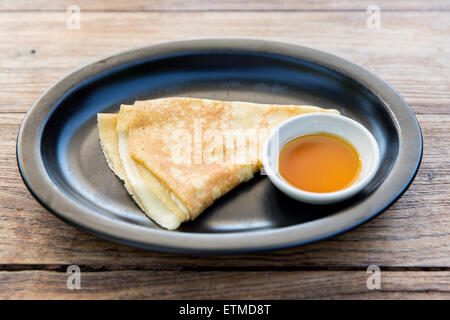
[98, 97, 339, 230]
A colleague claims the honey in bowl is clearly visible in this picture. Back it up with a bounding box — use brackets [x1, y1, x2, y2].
[278, 133, 362, 193]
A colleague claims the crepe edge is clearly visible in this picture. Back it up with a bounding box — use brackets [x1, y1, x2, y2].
[97, 112, 188, 230]
[98, 98, 341, 228]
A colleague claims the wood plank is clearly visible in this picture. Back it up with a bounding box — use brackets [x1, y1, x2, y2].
[1, 3, 448, 301]
[0, 270, 448, 299]
[1, 113, 449, 268]
[1, 0, 448, 12]
[0, 12, 448, 114]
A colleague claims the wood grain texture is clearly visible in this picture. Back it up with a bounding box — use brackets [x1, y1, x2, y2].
[0, 12, 448, 114]
[1, 0, 449, 12]
[1, 113, 449, 268]
[0, 270, 448, 299]
[0, 6, 449, 300]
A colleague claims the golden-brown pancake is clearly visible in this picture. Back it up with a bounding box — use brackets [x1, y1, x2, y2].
[98, 97, 339, 229]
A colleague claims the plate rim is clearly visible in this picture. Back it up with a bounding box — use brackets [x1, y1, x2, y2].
[16, 38, 423, 253]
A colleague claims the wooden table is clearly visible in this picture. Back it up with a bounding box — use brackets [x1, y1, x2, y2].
[0, 0, 449, 299]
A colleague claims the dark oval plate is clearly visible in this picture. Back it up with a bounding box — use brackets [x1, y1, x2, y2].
[17, 39, 422, 253]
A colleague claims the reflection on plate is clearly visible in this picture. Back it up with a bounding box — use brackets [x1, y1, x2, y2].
[17, 39, 422, 252]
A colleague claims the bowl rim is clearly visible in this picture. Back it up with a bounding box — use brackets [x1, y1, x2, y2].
[16, 38, 423, 253]
[262, 113, 381, 203]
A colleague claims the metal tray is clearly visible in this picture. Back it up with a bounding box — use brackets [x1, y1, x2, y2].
[17, 39, 422, 253]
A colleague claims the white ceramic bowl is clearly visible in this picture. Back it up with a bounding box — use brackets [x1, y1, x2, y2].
[262, 113, 380, 204]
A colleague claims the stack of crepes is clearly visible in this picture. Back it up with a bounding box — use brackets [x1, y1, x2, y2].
[97, 97, 339, 230]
